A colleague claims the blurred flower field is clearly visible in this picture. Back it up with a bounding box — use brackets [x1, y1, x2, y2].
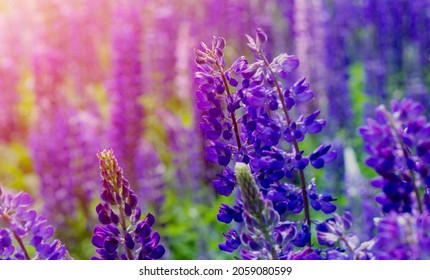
[0, 0, 430, 260]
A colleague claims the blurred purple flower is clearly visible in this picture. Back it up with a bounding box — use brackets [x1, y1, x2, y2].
[359, 98, 430, 214]
[30, 105, 100, 229]
[108, 1, 145, 192]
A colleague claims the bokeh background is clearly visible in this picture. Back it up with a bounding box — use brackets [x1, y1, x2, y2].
[0, 0, 429, 259]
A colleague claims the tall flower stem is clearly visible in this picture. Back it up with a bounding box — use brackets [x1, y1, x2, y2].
[0, 213, 31, 260]
[116, 199, 134, 260]
[259, 52, 312, 234]
[215, 60, 242, 151]
[381, 108, 423, 214]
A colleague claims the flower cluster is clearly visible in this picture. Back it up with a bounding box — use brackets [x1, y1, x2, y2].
[356, 98, 430, 259]
[315, 212, 374, 260]
[194, 29, 337, 258]
[91, 149, 165, 260]
[370, 211, 430, 259]
[0, 187, 71, 260]
[30, 105, 100, 230]
[359, 98, 430, 213]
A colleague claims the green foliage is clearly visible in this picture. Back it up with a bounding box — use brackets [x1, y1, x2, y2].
[0, 143, 36, 195]
[157, 186, 233, 259]
[348, 62, 378, 180]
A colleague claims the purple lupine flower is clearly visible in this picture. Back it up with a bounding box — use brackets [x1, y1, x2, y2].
[362, 0, 426, 104]
[194, 29, 337, 256]
[359, 98, 430, 214]
[307, 179, 337, 214]
[275, 0, 296, 53]
[30, 104, 100, 230]
[142, 2, 180, 100]
[409, 0, 430, 77]
[91, 149, 165, 260]
[314, 212, 375, 260]
[292, 0, 328, 113]
[218, 228, 241, 253]
[370, 211, 430, 260]
[135, 139, 165, 213]
[194, 35, 243, 197]
[66, 3, 104, 99]
[159, 110, 202, 199]
[0, 187, 71, 260]
[108, 1, 145, 192]
[363, 0, 389, 104]
[241, 29, 337, 223]
[405, 76, 430, 117]
[200, 0, 267, 48]
[316, 212, 358, 255]
[217, 203, 243, 224]
[324, 0, 354, 136]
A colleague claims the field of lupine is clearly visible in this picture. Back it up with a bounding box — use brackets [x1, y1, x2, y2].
[0, 0, 429, 260]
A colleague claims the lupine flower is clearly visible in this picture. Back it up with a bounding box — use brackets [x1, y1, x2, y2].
[160, 110, 202, 199]
[30, 105, 99, 230]
[409, 1, 430, 76]
[370, 211, 430, 260]
[362, 0, 392, 103]
[194, 29, 337, 256]
[91, 149, 165, 260]
[316, 213, 357, 254]
[359, 98, 430, 214]
[108, 1, 145, 192]
[293, 0, 327, 112]
[324, 0, 354, 136]
[363, 0, 430, 107]
[0, 187, 71, 260]
[135, 140, 165, 213]
[313, 211, 377, 260]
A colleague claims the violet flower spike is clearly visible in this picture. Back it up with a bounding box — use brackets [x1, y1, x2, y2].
[359, 98, 430, 214]
[195, 30, 338, 256]
[91, 149, 165, 260]
[245, 28, 336, 240]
